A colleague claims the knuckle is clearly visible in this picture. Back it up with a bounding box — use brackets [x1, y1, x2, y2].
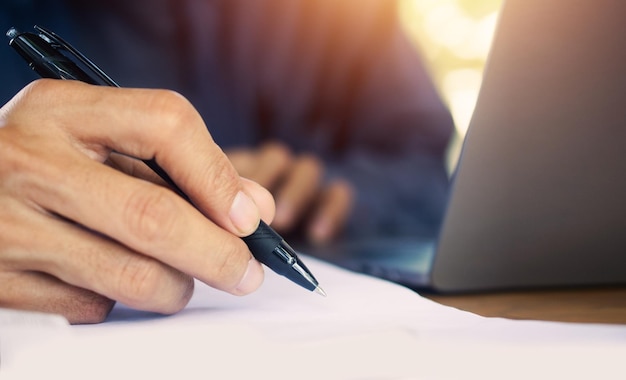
[116, 256, 162, 305]
[0, 131, 23, 180]
[123, 186, 179, 244]
[116, 257, 193, 315]
[153, 88, 190, 107]
[0, 201, 36, 266]
[0, 130, 60, 195]
[17, 79, 78, 111]
[18, 79, 57, 101]
[148, 89, 200, 140]
[1, 79, 82, 125]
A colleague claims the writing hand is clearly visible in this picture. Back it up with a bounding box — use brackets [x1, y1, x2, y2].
[0, 80, 274, 324]
[226, 141, 353, 245]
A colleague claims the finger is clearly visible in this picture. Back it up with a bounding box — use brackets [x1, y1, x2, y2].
[307, 180, 355, 244]
[12, 80, 260, 236]
[106, 153, 169, 187]
[0, 270, 115, 325]
[248, 142, 293, 189]
[16, 147, 263, 295]
[272, 154, 323, 232]
[107, 153, 276, 229]
[1, 196, 194, 314]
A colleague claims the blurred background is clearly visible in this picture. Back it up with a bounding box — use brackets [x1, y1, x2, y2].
[398, 0, 503, 171]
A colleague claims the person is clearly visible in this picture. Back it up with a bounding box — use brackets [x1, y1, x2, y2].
[0, 0, 454, 323]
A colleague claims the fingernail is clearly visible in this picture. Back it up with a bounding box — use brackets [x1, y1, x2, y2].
[229, 191, 260, 235]
[234, 258, 264, 295]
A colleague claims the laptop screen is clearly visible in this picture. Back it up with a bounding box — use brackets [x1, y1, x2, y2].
[431, 0, 626, 291]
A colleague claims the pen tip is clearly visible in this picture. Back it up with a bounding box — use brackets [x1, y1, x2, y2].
[314, 286, 327, 297]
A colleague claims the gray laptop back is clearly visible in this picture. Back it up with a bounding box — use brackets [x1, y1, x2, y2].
[431, 0, 626, 291]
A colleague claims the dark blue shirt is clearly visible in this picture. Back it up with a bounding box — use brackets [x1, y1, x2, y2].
[0, 0, 454, 239]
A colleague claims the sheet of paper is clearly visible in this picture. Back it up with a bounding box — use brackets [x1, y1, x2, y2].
[2, 256, 626, 380]
[0, 308, 69, 369]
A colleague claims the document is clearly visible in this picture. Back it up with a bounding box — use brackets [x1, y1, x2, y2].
[2, 256, 626, 380]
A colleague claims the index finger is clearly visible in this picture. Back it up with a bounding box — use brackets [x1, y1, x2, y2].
[13, 80, 261, 236]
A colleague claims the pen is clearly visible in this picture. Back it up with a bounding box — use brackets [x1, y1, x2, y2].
[6, 25, 326, 297]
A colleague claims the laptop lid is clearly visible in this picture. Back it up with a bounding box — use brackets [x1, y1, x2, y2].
[431, 0, 626, 292]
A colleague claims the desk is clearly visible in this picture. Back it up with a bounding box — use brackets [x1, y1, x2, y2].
[426, 287, 626, 324]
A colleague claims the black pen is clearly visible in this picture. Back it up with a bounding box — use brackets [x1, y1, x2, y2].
[6, 25, 326, 297]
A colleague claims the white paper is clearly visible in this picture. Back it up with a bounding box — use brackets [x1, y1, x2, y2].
[2, 256, 626, 380]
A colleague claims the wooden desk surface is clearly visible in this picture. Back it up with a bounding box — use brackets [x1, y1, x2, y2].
[425, 287, 626, 324]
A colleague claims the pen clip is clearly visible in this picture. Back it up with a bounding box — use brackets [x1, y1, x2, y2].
[33, 25, 119, 87]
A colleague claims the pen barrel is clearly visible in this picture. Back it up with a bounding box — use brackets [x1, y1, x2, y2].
[242, 221, 284, 269]
[8, 30, 98, 84]
[242, 221, 318, 291]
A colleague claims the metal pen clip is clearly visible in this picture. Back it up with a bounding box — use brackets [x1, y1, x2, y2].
[31, 25, 119, 87]
[6, 25, 119, 87]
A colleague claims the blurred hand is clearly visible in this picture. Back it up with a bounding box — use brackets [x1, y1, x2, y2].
[226, 141, 354, 245]
[0, 79, 274, 324]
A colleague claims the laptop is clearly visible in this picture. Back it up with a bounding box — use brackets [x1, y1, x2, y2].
[307, 0, 626, 293]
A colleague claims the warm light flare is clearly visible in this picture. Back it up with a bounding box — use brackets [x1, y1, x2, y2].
[399, 0, 503, 169]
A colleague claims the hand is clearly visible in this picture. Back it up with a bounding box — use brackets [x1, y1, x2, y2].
[226, 141, 354, 245]
[0, 79, 274, 324]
